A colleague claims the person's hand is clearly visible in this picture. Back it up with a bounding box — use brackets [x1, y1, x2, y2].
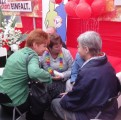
[53, 70, 64, 78]
[52, 75, 62, 80]
[60, 92, 67, 98]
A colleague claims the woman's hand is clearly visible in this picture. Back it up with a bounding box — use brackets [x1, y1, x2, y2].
[52, 75, 62, 80]
[60, 92, 67, 98]
[53, 70, 64, 78]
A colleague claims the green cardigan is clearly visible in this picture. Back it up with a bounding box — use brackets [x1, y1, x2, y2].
[0, 47, 52, 106]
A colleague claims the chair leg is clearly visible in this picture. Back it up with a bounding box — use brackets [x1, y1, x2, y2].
[13, 107, 26, 120]
[94, 111, 102, 119]
[13, 107, 16, 120]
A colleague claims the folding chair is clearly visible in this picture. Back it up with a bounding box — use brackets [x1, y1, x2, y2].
[116, 72, 121, 85]
[0, 47, 7, 76]
[92, 77, 121, 120]
[0, 47, 7, 67]
[116, 72, 121, 108]
[0, 92, 26, 120]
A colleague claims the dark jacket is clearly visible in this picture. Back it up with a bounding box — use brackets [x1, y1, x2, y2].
[60, 54, 119, 120]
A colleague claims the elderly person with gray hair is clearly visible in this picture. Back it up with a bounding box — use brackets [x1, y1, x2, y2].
[51, 31, 119, 120]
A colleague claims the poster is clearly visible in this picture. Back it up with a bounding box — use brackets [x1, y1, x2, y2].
[42, 0, 67, 43]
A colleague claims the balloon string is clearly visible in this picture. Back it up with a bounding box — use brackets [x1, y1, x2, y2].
[80, 18, 99, 33]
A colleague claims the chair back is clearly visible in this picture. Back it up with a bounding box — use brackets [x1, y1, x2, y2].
[0, 47, 7, 67]
[93, 77, 121, 120]
[0, 93, 12, 104]
[116, 72, 121, 88]
[116, 72, 121, 108]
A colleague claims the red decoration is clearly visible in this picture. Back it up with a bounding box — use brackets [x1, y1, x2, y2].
[65, 1, 77, 17]
[75, 3, 92, 19]
[73, 0, 80, 4]
[85, 0, 94, 5]
[2, 44, 10, 51]
[19, 41, 26, 49]
[79, 0, 86, 3]
[91, 0, 106, 17]
[50, 0, 62, 4]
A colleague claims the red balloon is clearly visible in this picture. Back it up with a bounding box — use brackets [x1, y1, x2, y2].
[73, 0, 80, 4]
[50, 0, 62, 4]
[79, 0, 86, 3]
[55, 0, 62, 4]
[65, 1, 77, 17]
[75, 3, 92, 19]
[91, 0, 106, 17]
[85, 0, 94, 5]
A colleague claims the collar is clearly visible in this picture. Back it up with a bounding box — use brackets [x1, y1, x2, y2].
[81, 52, 106, 68]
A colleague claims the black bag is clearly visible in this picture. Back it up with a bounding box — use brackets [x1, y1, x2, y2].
[47, 80, 66, 99]
[29, 81, 51, 115]
[26, 54, 51, 115]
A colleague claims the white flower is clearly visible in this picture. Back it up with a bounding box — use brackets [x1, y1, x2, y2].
[0, 15, 27, 49]
[10, 44, 19, 52]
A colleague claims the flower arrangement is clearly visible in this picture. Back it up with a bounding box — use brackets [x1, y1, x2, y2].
[0, 8, 27, 53]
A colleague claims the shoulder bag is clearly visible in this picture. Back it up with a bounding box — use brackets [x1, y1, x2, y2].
[27, 54, 51, 115]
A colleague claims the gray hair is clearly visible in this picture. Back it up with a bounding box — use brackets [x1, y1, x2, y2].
[77, 31, 102, 56]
